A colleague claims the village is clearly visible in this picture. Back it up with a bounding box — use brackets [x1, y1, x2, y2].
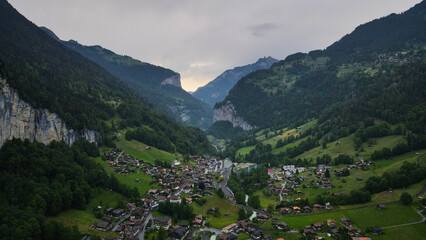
[84, 149, 393, 240]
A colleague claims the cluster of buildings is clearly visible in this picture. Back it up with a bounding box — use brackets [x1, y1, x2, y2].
[106, 150, 141, 175]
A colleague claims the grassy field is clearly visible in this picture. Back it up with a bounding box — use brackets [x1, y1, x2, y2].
[50, 189, 127, 238]
[95, 157, 160, 195]
[192, 195, 241, 229]
[278, 203, 421, 230]
[297, 134, 406, 160]
[236, 120, 317, 156]
[116, 139, 179, 164]
[253, 190, 280, 209]
[373, 222, 426, 240]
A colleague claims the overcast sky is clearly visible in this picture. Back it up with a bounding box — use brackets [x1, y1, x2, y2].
[9, 0, 421, 91]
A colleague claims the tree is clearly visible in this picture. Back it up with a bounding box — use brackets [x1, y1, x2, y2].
[235, 192, 246, 205]
[400, 192, 413, 205]
[325, 169, 330, 178]
[248, 196, 261, 209]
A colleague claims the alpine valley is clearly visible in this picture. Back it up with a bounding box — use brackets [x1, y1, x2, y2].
[0, 1, 425, 240]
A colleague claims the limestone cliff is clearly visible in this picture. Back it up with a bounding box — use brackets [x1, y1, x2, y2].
[161, 74, 182, 88]
[213, 101, 254, 130]
[0, 78, 99, 147]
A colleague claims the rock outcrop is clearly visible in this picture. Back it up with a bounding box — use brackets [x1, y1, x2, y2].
[213, 101, 254, 130]
[161, 74, 182, 88]
[0, 78, 99, 147]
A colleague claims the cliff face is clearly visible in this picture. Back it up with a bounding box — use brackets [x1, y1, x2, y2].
[0, 78, 99, 147]
[161, 74, 182, 88]
[213, 101, 254, 130]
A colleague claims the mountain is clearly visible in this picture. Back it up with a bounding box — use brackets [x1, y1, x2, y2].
[192, 57, 278, 107]
[0, 0, 212, 154]
[55, 38, 213, 129]
[212, 1, 426, 137]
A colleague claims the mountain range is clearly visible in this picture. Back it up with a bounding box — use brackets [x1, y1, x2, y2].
[40, 28, 213, 129]
[192, 57, 278, 107]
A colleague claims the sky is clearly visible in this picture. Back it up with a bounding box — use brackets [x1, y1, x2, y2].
[9, 0, 421, 91]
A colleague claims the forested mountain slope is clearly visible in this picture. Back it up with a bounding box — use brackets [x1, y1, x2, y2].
[0, 0, 212, 154]
[212, 1, 426, 138]
[60, 39, 213, 129]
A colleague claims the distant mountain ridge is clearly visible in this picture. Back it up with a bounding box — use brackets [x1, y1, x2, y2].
[192, 56, 278, 107]
[41, 33, 214, 129]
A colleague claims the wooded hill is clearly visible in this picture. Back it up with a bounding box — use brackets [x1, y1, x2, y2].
[212, 1, 425, 145]
[0, 0, 213, 155]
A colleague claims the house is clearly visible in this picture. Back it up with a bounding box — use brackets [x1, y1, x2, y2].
[169, 195, 181, 204]
[251, 229, 263, 240]
[340, 217, 352, 226]
[275, 222, 288, 230]
[130, 209, 144, 221]
[111, 209, 125, 218]
[126, 203, 136, 211]
[257, 213, 269, 220]
[303, 206, 311, 213]
[168, 227, 189, 240]
[280, 207, 291, 214]
[222, 223, 238, 233]
[208, 208, 216, 214]
[370, 226, 382, 235]
[377, 203, 385, 210]
[327, 219, 336, 228]
[220, 233, 238, 240]
[347, 226, 359, 235]
[303, 227, 316, 236]
[312, 222, 324, 230]
[352, 238, 371, 240]
[92, 221, 111, 232]
[192, 219, 202, 227]
[153, 216, 171, 229]
[185, 198, 193, 204]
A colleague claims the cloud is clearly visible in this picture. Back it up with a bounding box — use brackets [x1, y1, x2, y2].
[247, 23, 280, 37]
[8, 0, 422, 91]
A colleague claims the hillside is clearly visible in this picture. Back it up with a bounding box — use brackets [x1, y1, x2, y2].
[212, 1, 426, 141]
[0, 0, 212, 154]
[59, 39, 213, 129]
[193, 57, 278, 107]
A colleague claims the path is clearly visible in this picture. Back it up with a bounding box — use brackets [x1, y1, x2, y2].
[381, 209, 425, 229]
[115, 151, 124, 163]
[279, 181, 287, 202]
[111, 213, 130, 231]
[137, 211, 153, 240]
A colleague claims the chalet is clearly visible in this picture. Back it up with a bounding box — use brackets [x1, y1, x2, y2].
[126, 203, 136, 211]
[303, 206, 311, 213]
[327, 219, 336, 228]
[168, 227, 189, 240]
[220, 233, 238, 240]
[169, 195, 181, 204]
[370, 226, 382, 235]
[340, 217, 352, 226]
[303, 227, 316, 236]
[293, 206, 301, 213]
[352, 238, 371, 240]
[153, 216, 171, 229]
[192, 219, 202, 227]
[348, 226, 359, 235]
[313, 204, 322, 211]
[111, 209, 125, 218]
[312, 222, 324, 230]
[93, 221, 111, 232]
[280, 207, 291, 214]
[185, 198, 193, 204]
[377, 204, 385, 210]
[195, 214, 203, 221]
[275, 222, 288, 230]
[257, 213, 269, 220]
[130, 209, 144, 221]
[223, 223, 238, 233]
[250, 229, 263, 240]
[208, 208, 216, 214]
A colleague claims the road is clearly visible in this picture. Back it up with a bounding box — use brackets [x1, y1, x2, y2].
[111, 213, 130, 232]
[279, 181, 287, 202]
[114, 151, 124, 163]
[137, 211, 153, 240]
[192, 228, 223, 237]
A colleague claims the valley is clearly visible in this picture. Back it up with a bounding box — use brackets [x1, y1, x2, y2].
[0, 1, 425, 240]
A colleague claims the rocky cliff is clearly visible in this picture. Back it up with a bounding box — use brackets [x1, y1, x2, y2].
[161, 74, 182, 88]
[213, 101, 254, 130]
[0, 78, 99, 146]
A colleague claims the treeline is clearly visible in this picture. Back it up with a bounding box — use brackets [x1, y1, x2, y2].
[126, 126, 175, 152]
[0, 139, 139, 240]
[316, 154, 354, 165]
[371, 134, 426, 160]
[117, 101, 214, 155]
[364, 161, 426, 194]
[158, 201, 194, 221]
[313, 190, 372, 206]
